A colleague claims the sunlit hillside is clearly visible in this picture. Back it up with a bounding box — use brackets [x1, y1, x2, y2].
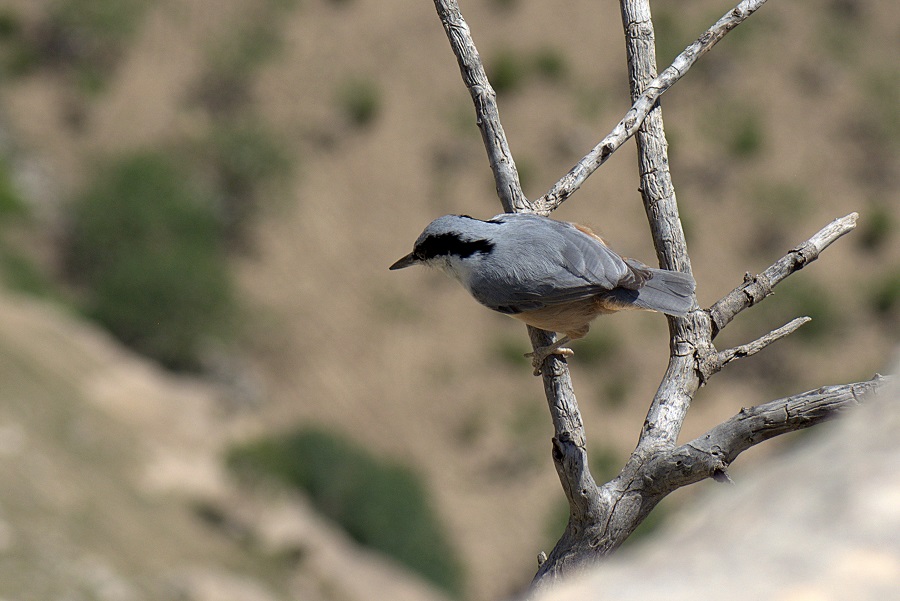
[0, 1, 897, 599]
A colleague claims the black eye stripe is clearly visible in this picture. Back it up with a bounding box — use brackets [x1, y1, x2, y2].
[415, 233, 494, 261]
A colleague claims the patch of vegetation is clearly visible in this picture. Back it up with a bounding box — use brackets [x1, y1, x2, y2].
[704, 101, 766, 160]
[491, 332, 529, 368]
[196, 17, 284, 116]
[0, 8, 33, 76]
[0, 246, 57, 300]
[0, 157, 26, 218]
[532, 47, 568, 82]
[574, 85, 613, 121]
[766, 278, 838, 342]
[651, 6, 685, 67]
[337, 76, 382, 128]
[744, 182, 810, 257]
[227, 427, 465, 597]
[815, 1, 863, 62]
[729, 112, 764, 157]
[599, 374, 631, 409]
[751, 181, 809, 216]
[0, 158, 59, 300]
[513, 155, 536, 196]
[590, 446, 623, 483]
[64, 151, 233, 370]
[870, 268, 900, 319]
[861, 71, 900, 151]
[488, 49, 529, 95]
[488, 46, 570, 95]
[857, 204, 893, 252]
[34, 0, 150, 92]
[203, 121, 291, 249]
[571, 329, 620, 367]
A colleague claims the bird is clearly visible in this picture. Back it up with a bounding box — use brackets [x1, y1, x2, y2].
[390, 213, 695, 374]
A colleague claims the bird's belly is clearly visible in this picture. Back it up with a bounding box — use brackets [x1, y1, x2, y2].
[510, 296, 628, 338]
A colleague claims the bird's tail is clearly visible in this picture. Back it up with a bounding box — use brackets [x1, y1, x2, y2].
[619, 261, 696, 316]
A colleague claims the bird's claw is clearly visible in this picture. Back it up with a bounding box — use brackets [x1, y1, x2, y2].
[526, 345, 574, 376]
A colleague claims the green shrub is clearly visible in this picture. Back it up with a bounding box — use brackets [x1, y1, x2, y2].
[337, 77, 382, 128]
[651, 7, 685, 66]
[44, 0, 149, 92]
[0, 246, 58, 300]
[0, 9, 32, 76]
[205, 122, 290, 247]
[703, 101, 766, 159]
[571, 329, 620, 366]
[766, 278, 837, 342]
[730, 112, 764, 157]
[491, 333, 529, 368]
[870, 269, 900, 317]
[197, 14, 286, 116]
[0, 157, 26, 218]
[488, 50, 527, 95]
[532, 47, 568, 82]
[858, 204, 893, 252]
[228, 427, 465, 597]
[65, 152, 232, 370]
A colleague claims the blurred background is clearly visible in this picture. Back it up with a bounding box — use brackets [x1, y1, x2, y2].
[0, 0, 896, 600]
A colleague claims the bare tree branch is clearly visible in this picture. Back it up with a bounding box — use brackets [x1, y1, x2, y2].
[535, 0, 770, 214]
[620, 0, 698, 456]
[708, 212, 859, 337]
[644, 375, 890, 494]
[431, 0, 527, 213]
[703, 317, 812, 382]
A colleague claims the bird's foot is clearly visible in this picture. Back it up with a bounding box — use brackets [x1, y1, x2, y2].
[525, 337, 574, 376]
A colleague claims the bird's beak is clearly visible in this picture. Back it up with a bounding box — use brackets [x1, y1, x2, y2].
[389, 253, 419, 270]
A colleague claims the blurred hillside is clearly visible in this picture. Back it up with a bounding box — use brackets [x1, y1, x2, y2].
[0, 0, 897, 600]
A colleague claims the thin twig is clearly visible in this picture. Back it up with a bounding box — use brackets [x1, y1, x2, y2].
[708, 213, 859, 338]
[698, 316, 811, 381]
[718, 316, 810, 366]
[535, 0, 770, 214]
[431, 0, 528, 213]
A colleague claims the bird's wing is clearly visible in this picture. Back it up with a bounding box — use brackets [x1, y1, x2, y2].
[471, 215, 648, 313]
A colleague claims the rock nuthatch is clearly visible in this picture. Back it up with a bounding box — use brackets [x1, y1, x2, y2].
[390, 213, 695, 374]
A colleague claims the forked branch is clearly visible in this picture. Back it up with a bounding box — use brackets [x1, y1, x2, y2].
[709, 212, 859, 337]
[536, 0, 771, 214]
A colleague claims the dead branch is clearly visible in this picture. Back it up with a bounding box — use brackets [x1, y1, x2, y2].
[535, 0, 771, 214]
[715, 316, 811, 370]
[431, 0, 526, 213]
[644, 375, 889, 494]
[708, 212, 859, 338]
